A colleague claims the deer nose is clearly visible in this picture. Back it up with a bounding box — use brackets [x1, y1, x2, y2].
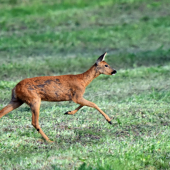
[111, 70, 117, 75]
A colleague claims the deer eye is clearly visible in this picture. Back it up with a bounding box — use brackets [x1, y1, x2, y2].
[105, 65, 108, 67]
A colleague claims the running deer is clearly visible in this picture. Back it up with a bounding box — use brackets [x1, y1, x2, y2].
[0, 52, 117, 142]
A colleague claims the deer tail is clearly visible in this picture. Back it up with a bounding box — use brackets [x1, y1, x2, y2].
[0, 88, 23, 119]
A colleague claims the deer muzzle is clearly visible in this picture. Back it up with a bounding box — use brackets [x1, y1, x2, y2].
[111, 70, 117, 75]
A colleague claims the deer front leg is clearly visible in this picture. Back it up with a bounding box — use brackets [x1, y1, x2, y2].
[72, 97, 112, 124]
[64, 105, 83, 115]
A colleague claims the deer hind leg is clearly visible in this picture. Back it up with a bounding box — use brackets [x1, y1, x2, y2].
[30, 99, 52, 142]
[64, 105, 83, 115]
[73, 97, 112, 124]
[0, 100, 23, 119]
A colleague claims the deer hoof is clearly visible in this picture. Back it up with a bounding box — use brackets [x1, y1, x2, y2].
[108, 121, 112, 125]
[47, 139, 54, 143]
[64, 111, 71, 115]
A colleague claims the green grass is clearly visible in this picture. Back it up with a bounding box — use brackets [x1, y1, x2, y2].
[0, 0, 170, 169]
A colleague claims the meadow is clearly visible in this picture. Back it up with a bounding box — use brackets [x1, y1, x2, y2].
[0, 0, 170, 169]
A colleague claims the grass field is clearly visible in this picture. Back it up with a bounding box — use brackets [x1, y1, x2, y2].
[0, 0, 170, 169]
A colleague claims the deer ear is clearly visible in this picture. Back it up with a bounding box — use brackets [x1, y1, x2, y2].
[96, 52, 107, 65]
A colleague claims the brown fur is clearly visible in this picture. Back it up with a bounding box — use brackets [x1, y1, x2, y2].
[0, 52, 116, 142]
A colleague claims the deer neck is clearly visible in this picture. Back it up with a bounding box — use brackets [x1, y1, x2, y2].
[81, 64, 100, 87]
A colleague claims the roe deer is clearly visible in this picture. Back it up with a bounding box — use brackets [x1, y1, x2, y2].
[0, 52, 117, 142]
